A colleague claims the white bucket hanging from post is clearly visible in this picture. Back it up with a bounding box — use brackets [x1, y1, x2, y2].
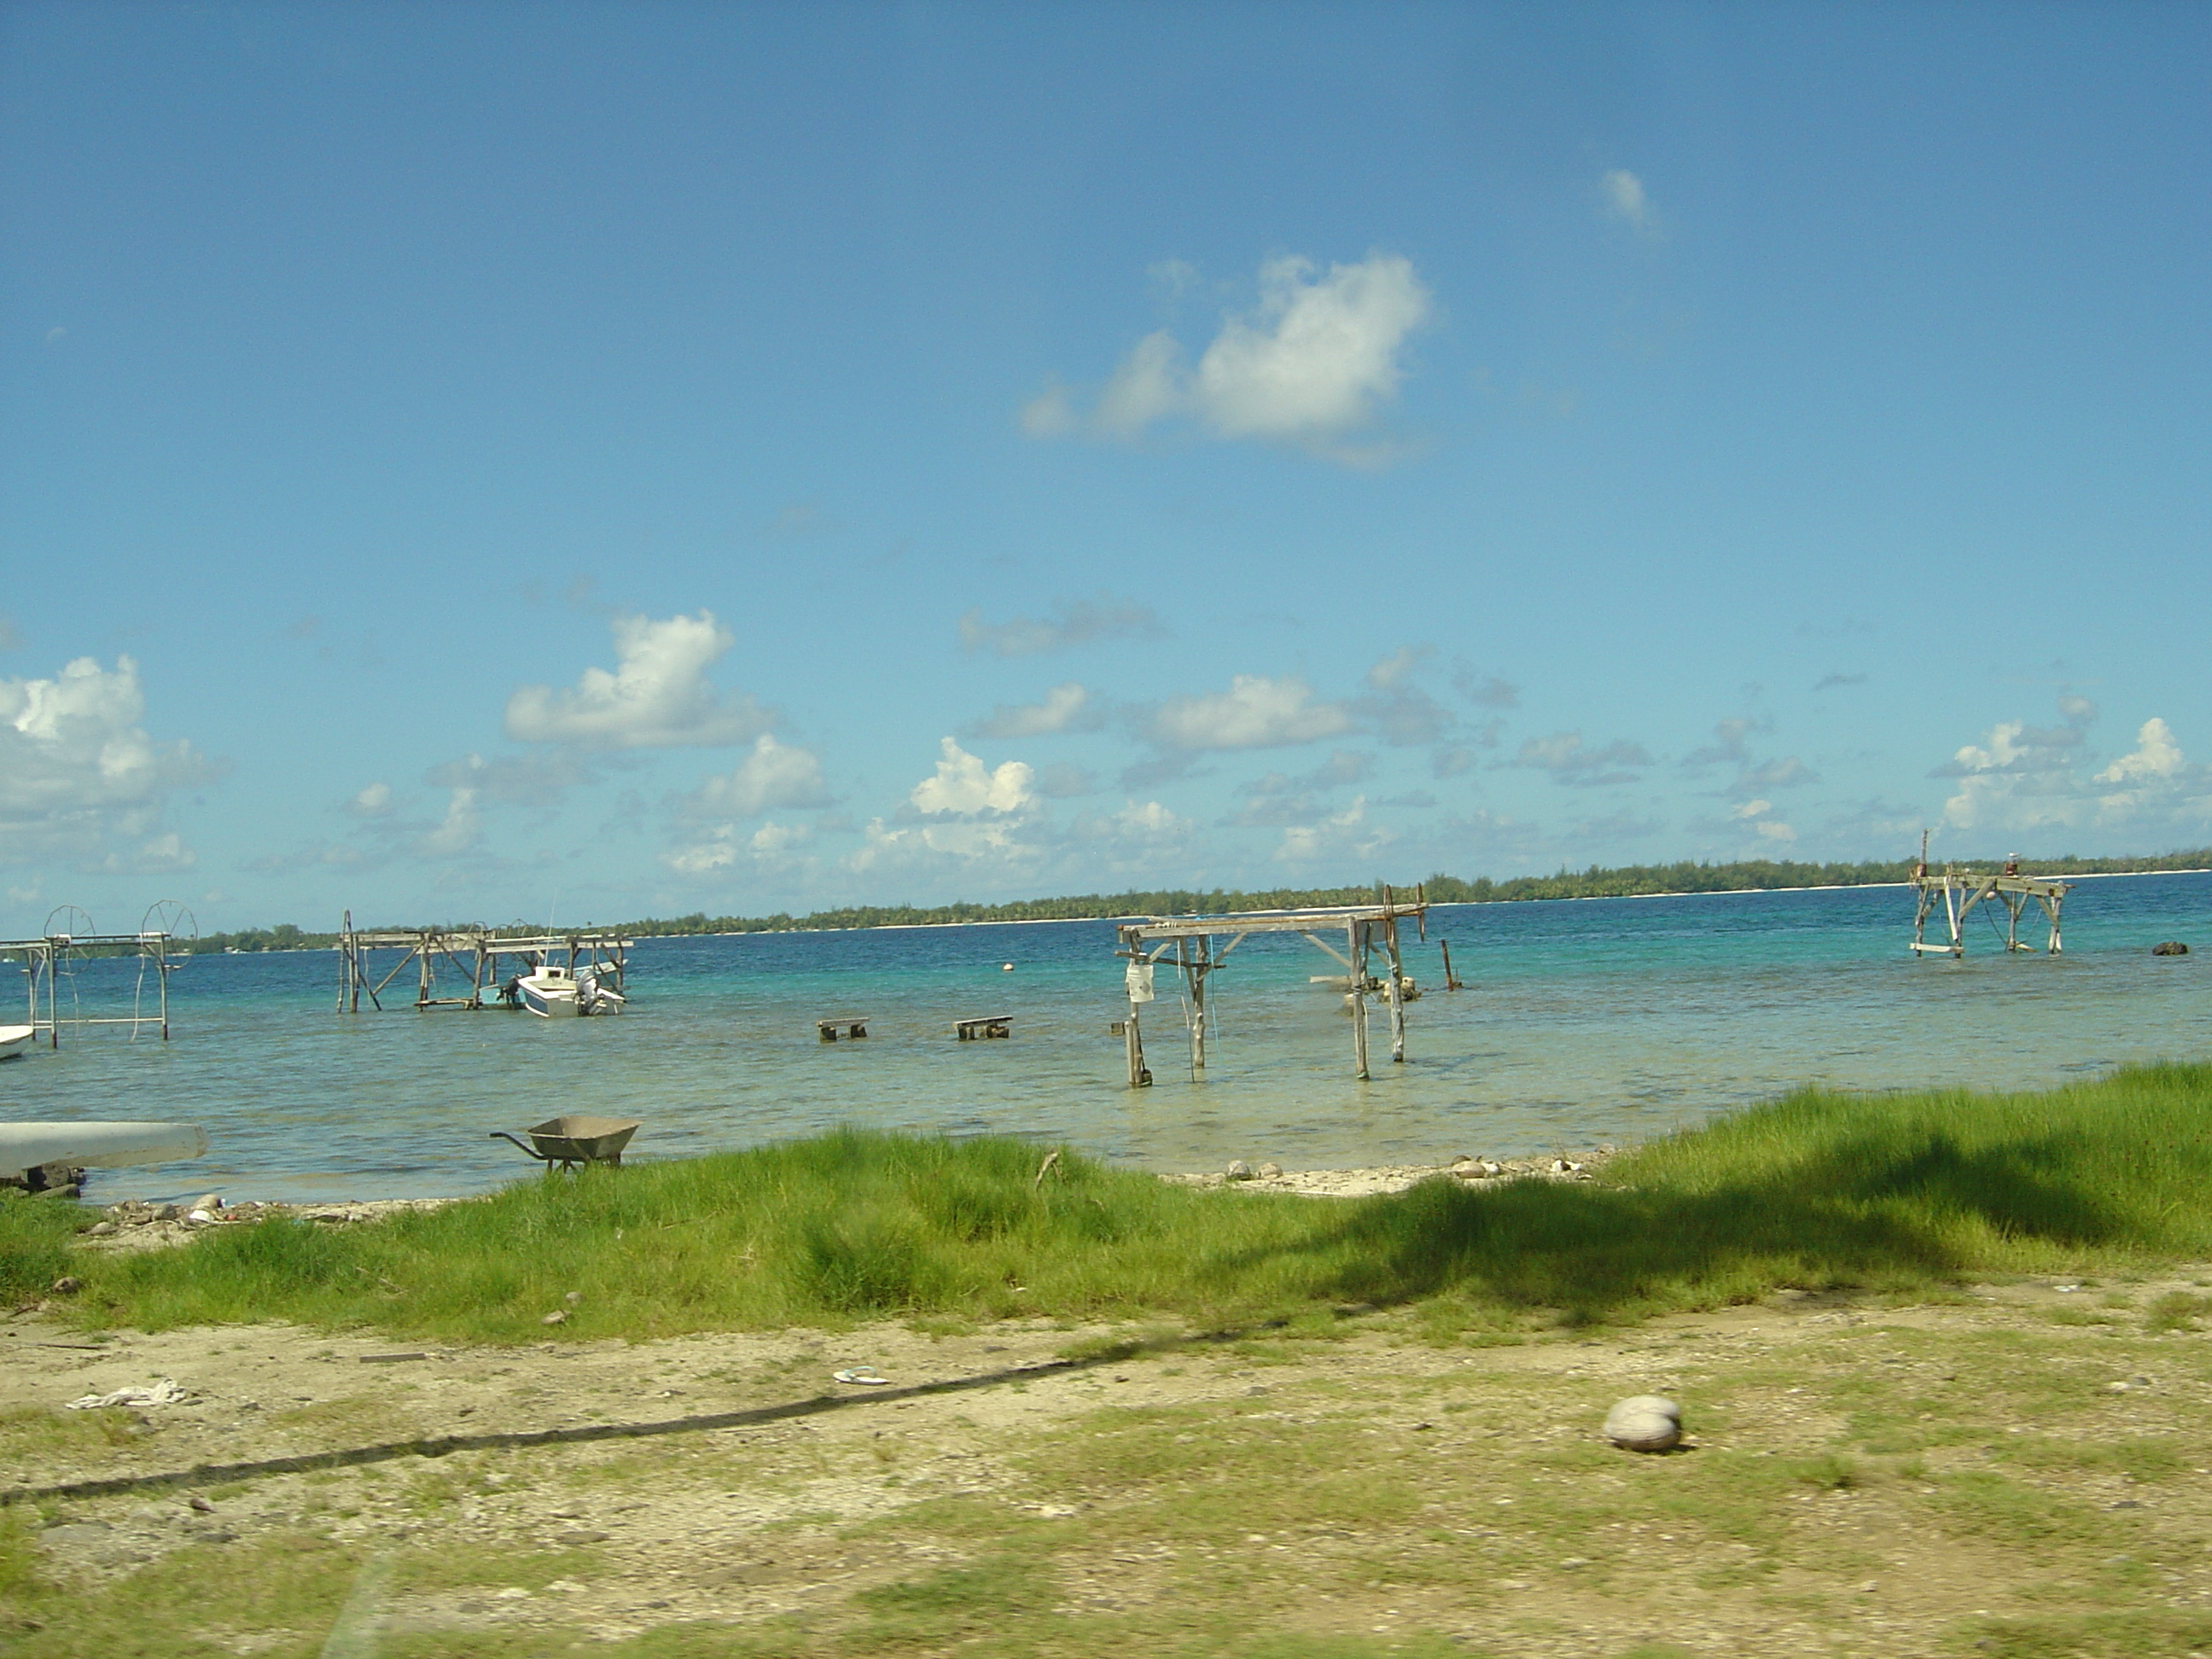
[1124, 960, 1155, 1004]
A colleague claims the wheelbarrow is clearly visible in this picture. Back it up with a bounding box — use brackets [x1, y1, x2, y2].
[491, 1115, 640, 1172]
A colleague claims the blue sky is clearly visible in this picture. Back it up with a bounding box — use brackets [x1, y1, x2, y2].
[3, 3, 2208, 934]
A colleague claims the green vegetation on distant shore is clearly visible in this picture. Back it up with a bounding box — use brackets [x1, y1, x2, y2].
[172, 846, 2212, 952]
[45, 1062, 2212, 1342]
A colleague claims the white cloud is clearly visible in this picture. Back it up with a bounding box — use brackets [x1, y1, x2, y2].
[1030, 253, 1432, 458]
[2094, 718, 2183, 788]
[1196, 255, 1431, 441]
[2092, 719, 2208, 824]
[345, 783, 394, 818]
[0, 654, 215, 864]
[1096, 330, 1186, 437]
[661, 817, 815, 877]
[1684, 718, 1755, 769]
[1936, 698, 2101, 834]
[1602, 168, 1656, 231]
[1227, 752, 1371, 827]
[1452, 666, 1520, 708]
[849, 813, 1033, 869]
[504, 612, 770, 748]
[1150, 675, 1353, 752]
[911, 738, 1036, 816]
[420, 788, 480, 858]
[965, 683, 1100, 739]
[1729, 799, 1796, 844]
[1513, 731, 1653, 786]
[1275, 796, 1395, 865]
[427, 750, 595, 808]
[678, 736, 831, 821]
[98, 831, 197, 875]
[1146, 258, 1200, 301]
[1019, 381, 1078, 438]
[1365, 646, 1430, 690]
[958, 597, 1163, 657]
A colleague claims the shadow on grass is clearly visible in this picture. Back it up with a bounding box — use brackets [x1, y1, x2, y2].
[1265, 1125, 2155, 1321]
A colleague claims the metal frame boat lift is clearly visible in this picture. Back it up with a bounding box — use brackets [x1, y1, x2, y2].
[1114, 887, 1429, 1086]
[0, 928, 189, 1046]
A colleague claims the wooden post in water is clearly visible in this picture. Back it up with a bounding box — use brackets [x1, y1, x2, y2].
[1379, 888, 1407, 1064]
[1346, 919, 1370, 1080]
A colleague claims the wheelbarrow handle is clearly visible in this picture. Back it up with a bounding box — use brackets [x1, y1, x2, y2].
[489, 1132, 550, 1162]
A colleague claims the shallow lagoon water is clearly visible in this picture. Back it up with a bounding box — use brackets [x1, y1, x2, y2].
[4, 873, 2209, 1203]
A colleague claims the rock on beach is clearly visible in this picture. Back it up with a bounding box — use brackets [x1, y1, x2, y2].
[1604, 1394, 1683, 1452]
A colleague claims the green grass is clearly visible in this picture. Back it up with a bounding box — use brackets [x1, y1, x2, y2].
[0, 1191, 87, 1302]
[38, 1062, 2212, 1342]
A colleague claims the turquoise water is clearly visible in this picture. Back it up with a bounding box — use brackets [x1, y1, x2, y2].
[4, 873, 2210, 1204]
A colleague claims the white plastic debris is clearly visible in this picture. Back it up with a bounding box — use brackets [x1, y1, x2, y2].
[66, 1377, 190, 1411]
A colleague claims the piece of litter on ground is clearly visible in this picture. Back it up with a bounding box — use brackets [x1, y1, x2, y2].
[834, 1367, 889, 1385]
[65, 1378, 189, 1411]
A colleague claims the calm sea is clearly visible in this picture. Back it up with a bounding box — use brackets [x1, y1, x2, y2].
[4, 874, 2209, 1205]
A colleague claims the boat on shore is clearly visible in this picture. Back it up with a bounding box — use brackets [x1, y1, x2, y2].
[0, 1121, 207, 1182]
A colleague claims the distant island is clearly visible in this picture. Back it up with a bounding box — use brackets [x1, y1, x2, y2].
[177, 847, 2212, 953]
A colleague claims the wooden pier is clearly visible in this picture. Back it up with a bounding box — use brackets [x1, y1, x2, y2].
[1908, 836, 2069, 958]
[816, 1016, 870, 1040]
[954, 1014, 1012, 1040]
[335, 912, 632, 1011]
[1115, 886, 1429, 1086]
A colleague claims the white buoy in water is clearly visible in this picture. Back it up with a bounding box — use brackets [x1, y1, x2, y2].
[1001, 962, 1014, 971]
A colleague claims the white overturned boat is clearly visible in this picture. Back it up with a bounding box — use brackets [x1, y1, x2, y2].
[0, 1024, 33, 1061]
[1, 1121, 207, 1181]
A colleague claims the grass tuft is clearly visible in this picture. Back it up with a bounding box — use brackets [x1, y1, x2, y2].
[0, 1192, 86, 1302]
[36, 1063, 2212, 1344]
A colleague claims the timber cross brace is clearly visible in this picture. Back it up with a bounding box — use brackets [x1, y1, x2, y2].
[1112, 886, 1429, 1086]
[1906, 833, 2069, 959]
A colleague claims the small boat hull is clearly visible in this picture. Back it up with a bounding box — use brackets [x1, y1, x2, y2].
[520, 985, 581, 1018]
[0, 1024, 32, 1061]
[0, 1121, 207, 1179]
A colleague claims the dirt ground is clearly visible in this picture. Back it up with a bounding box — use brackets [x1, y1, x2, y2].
[8, 1190, 2212, 1656]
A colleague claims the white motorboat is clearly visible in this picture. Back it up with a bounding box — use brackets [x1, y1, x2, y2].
[577, 963, 626, 1015]
[0, 1024, 33, 1061]
[0, 1121, 207, 1181]
[514, 963, 584, 1018]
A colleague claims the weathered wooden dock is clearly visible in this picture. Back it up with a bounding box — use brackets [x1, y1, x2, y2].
[954, 1014, 1012, 1041]
[1115, 885, 1429, 1086]
[1907, 836, 2069, 958]
[335, 912, 632, 1011]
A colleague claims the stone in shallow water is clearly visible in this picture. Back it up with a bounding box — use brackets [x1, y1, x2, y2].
[1604, 1394, 1683, 1452]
